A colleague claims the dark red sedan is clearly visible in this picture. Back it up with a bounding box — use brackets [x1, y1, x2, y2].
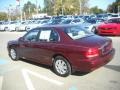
[97, 18, 120, 36]
[7, 25, 115, 77]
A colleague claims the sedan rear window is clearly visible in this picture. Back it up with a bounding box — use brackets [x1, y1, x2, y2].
[64, 26, 93, 40]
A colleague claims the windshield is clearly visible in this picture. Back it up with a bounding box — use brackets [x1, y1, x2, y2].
[61, 19, 72, 24]
[64, 26, 93, 40]
[108, 18, 120, 23]
[10, 22, 17, 24]
[86, 19, 96, 24]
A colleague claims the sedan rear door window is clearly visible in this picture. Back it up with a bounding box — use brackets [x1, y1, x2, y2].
[38, 29, 59, 42]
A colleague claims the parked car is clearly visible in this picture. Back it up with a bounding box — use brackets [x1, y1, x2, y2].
[0, 21, 10, 31]
[47, 19, 63, 25]
[60, 18, 84, 24]
[26, 20, 42, 31]
[82, 19, 105, 33]
[0, 21, 5, 31]
[7, 24, 115, 77]
[15, 21, 26, 31]
[16, 20, 33, 31]
[0, 21, 4, 25]
[60, 19, 73, 24]
[97, 17, 120, 36]
[26, 19, 50, 31]
[2, 21, 18, 31]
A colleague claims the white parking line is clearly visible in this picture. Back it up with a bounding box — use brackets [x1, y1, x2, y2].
[0, 76, 3, 90]
[22, 69, 64, 90]
[22, 70, 35, 90]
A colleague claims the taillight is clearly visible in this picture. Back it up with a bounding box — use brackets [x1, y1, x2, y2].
[86, 48, 99, 58]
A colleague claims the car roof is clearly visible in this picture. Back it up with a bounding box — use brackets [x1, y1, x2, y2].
[109, 17, 120, 19]
[36, 24, 80, 29]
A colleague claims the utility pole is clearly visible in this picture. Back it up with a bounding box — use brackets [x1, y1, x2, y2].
[61, 0, 63, 15]
[36, 0, 38, 14]
[29, 5, 31, 18]
[79, 0, 81, 15]
[118, 5, 120, 16]
[7, 7, 10, 21]
[20, 0, 23, 21]
[8, 4, 12, 21]
[16, 0, 22, 21]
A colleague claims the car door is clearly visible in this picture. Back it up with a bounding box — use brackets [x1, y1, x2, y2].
[30, 28, 60, 65]
[19, 29, 40, 59]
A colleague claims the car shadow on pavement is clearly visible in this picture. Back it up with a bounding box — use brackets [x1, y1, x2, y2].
[20, 59, 89, 76]
[20, 59, 52, 70]
[104, 65, 120, 72]
[72, 71, 89, 76]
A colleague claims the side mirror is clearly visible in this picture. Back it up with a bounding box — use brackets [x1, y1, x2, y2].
[19, 37, 24, 41]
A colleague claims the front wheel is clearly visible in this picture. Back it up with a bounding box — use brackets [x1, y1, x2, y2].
[92, 27, 98, 34]
[9, 48, 19, 61]
[53, 56, 71, 77]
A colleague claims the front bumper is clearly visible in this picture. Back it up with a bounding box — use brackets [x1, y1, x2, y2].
[98, 29, 120, 36]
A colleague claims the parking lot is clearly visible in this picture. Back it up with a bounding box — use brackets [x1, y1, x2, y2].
[0, 32, 120, 90]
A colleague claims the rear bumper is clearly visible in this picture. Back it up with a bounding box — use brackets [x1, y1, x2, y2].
[72, 48, 115, 72]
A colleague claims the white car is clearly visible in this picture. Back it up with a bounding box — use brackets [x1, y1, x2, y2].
[60, 18, 84, 25]
[0, 21, 18, 31]
[0, 21, 5, 31]
[16, 20, 33, 31]
[81, 19, 105, 33]
[0, 22, 8, 31]
[26, 19, 49, 31]
[26, 20, 42, 31]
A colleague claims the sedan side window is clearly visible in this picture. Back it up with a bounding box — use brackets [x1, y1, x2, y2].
[24, 29, 39, 42]
[38, 29, 59, 42]
[39, 30, 51, 42]
[49, 30, 59, 42]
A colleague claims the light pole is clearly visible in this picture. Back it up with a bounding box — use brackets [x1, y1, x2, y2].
[61, 0, 63, 15]
[36, 0, 38, 14]
[28, 5, 31, 18]
[79, 0, 81, 15]
[16, 0, 22, 21]
[118, 5, 120, 16]
[8, 4, 12, 21]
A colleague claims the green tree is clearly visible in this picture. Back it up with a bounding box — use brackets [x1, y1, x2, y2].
[43, 0, 54, 15]
[43, 0, 89, 15]
[107, 0, 120, 13]
[80, 0, 89, 14]
[90, 6, 104, 14]
[23, 1, 36, 19]
[0, 12, 7, 20]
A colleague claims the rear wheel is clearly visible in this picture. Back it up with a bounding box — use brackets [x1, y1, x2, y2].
[92, 27, 97, 33]
[9, 48, 19, 61]
[4, 27, 9, 31]
[15, 27, 19, 31]
[53, 56, 71, 77]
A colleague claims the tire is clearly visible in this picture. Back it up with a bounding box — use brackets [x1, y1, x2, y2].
[15, 27, 19, 31]
[4, 27, 9, 31]
[92, 27, 97, 34]
[9, 48, 19, 61]
[91, 27, 96, 33]
[53, 56, 71, 77]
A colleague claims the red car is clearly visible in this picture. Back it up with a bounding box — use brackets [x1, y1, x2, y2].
[97, 18, 120, 36]
[7, 25, 115, 77]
